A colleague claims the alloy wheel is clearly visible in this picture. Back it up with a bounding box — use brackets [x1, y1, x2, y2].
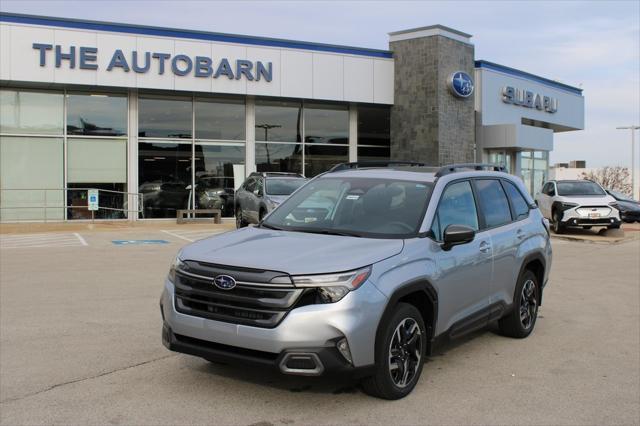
[520, 279, 537, 329]
[388, 318, 422, 388]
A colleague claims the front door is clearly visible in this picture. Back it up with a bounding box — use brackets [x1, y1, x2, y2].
[430, 180, 493, 336]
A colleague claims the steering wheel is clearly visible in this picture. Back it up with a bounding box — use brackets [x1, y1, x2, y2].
[384, 221, 415, 233]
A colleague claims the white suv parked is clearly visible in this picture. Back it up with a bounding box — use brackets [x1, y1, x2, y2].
[535, 180, 621, 233]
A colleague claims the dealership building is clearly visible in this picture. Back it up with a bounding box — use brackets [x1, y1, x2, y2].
[0, 13, 585, 221]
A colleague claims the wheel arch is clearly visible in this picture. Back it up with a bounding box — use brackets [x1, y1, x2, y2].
[374, 279, 438, 360]
[518, 252, 546, 306]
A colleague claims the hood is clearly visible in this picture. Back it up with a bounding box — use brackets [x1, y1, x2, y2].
[557, 194, 616, 206]
[179, 226, 404, 275]
[616, 200, 640, 212]
[265, 195, 289, 205]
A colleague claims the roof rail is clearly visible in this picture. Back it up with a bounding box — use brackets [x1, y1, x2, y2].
[249, 172, 305, 178]
[329, 161, 429, 172]
[435, 163, 506, 177]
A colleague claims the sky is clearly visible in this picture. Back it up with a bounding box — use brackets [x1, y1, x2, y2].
[1, 0, 639, 168]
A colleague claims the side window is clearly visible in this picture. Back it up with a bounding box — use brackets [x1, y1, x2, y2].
[503, 180, 530, 220]
[244, 178, 256, 192]
[475, 179, 513, 228]
[543, 183, 555, 196]
[431, 181, 479, 241]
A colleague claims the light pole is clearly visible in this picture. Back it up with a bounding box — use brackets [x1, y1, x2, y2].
[616, 125, 640, 200]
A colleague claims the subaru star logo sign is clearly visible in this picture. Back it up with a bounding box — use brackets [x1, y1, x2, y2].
[213, 274, 236, 290]
[447, 71, 474, 98]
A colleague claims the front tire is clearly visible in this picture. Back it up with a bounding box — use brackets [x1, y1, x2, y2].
[552, 210, 565, 234]
[498, 270, 539, 338]
[362, 303, 426, 400]
[235, 207, 247, 228]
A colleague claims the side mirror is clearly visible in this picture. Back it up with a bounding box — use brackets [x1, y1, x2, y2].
[254, 189, 262, 197]
[442, 224, 475, 251]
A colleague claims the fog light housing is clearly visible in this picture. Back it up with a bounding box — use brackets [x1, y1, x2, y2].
[337, 338, 353, 365]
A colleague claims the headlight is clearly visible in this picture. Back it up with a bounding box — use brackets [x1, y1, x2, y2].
[168, 253, 186, 283]
[291, 266, 371, 303]
[609, 202, 619, 210]
[266, 198, 281, 208]
[205, 190, 224, 197]
[559, 202, 578, 212]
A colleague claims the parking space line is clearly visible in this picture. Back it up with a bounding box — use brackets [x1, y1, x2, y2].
[160, 230, 195, 243]
[0, 233, 87, 249]
[74, 233, 88, 246]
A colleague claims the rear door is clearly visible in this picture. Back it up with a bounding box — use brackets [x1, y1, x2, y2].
[431, 180, 493, 336]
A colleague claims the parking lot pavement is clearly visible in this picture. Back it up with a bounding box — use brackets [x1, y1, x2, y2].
[0, 226, 638, 425]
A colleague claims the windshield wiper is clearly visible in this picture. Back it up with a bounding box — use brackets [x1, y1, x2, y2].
[289, 228, 363, 238]
[259, 222, 284, 231]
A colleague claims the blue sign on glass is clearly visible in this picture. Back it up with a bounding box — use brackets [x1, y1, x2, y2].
[112, 239, 169, 245]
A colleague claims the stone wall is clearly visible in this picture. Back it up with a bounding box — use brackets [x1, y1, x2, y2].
[390, 34, 475, 166]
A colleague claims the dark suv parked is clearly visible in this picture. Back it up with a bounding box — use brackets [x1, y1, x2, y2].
[235, 172, 306, 227]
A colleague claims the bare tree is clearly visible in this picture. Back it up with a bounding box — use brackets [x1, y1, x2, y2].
[581, 166, 632, 195]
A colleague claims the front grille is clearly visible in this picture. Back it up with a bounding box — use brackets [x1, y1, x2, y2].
[174, 261, 304, 328]
[576, 206, 612, 217]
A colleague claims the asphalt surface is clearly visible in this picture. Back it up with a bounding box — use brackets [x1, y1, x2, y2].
[0, 224, 639, 425]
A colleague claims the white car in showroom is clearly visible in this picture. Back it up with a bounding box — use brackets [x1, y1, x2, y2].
[535, 180, 621, 233]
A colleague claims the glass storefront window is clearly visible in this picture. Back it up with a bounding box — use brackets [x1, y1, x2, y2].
[138, 141, 192, 218]
[194, 144, 245, 217]
[139, 97, 192, 139]
[357, 105, 390, 147]
[0, 90, 63, 135]
[0, 136, 64, 221]
[304, 103, 348, 144]
[255, 142, 302, 174]
[66, 183, 127, 220]
[487, 150, 512, 173]
[195, 98, 245, 141]
[255, 100, 302, 142]
[357, 146, 391, 163]
[67, 138, 127, 219]
[304, 145, 349, 177]
[518, 150, 548, 195]
[66, 93, 127, 136]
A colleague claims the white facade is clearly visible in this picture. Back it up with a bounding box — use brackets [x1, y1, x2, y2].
[0, 21, 394, 104]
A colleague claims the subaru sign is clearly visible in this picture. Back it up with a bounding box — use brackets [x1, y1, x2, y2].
[501, 86, 558, 113]
[447, 71, 474, 98]
[213, 275, 237, 290]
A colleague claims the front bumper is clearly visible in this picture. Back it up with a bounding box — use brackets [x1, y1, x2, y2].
[160, 278, 386, 373]
[560, 207, 621, 227]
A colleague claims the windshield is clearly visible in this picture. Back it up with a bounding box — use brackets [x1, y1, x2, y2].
[266, 178, 306, 196]
[262, 177, 433, 238]
[557, 181, 605, 196]
[608, 190, 635, 202]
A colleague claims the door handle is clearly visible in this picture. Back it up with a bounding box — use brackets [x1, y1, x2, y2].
[516, 229, 525, 240]
[479, 241, 491, 253]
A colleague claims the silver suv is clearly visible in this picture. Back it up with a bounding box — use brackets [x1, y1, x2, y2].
[235, 172, 307, 227]
[161, 163, 552, 399]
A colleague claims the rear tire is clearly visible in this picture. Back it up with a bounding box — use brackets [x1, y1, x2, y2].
[498, 270, 539, 338]
[362, 303, 426, 400]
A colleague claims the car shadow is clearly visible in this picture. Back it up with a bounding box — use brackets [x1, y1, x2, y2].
[184, 322, 506, 397]
[193, 358, 363, 395]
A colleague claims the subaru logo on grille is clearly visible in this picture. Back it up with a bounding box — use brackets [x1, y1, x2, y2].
[447, 71, 474, 98]
[213, 274, 236, 290]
